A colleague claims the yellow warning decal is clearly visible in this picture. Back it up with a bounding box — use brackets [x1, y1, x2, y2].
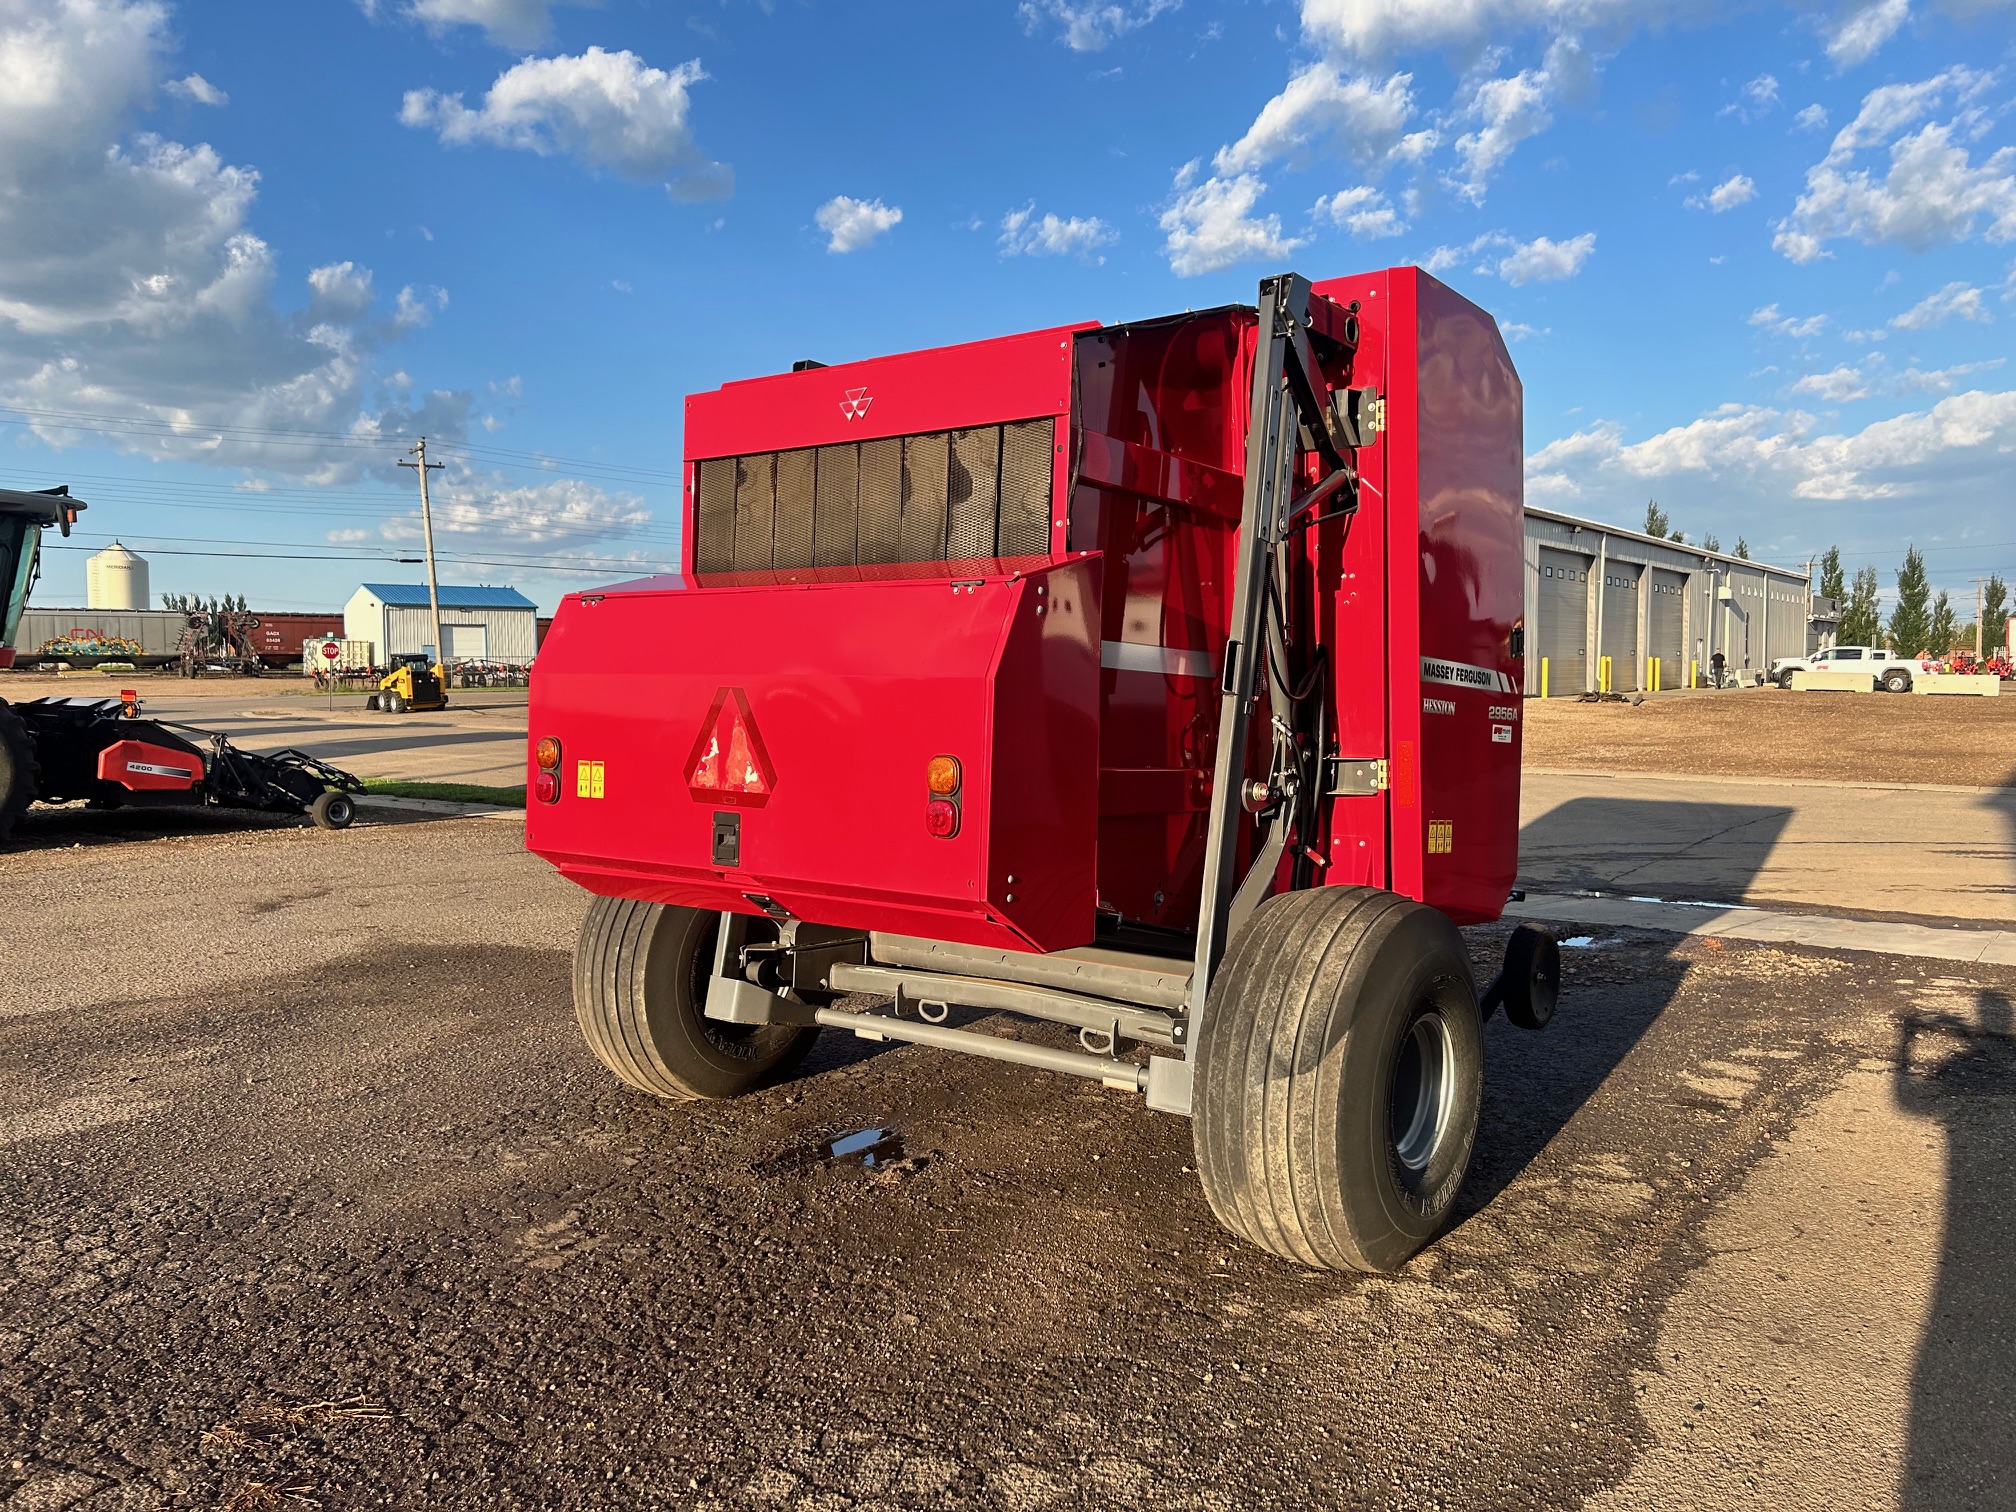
[576, 759, 606, 799]
[1427, 819, 1454, 854]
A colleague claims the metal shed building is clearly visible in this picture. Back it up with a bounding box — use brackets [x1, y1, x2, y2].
[1523, 508, 1813, 696]
[343, 583, 539, 667]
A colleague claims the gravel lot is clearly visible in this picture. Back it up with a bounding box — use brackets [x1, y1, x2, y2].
[3, 811, 2009, 1510]
[1524, 687, 2016, 789]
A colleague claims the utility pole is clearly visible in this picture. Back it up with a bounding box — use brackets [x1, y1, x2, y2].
[397, 437, 446, 672]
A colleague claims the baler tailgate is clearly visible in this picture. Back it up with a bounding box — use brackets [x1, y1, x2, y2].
[528, 557, 1102, 952]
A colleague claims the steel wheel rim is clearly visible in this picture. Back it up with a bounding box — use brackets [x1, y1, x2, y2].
[1389, 1009, 1455, 1178]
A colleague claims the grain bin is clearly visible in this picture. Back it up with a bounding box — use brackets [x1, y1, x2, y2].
[85, 541, 149, 610]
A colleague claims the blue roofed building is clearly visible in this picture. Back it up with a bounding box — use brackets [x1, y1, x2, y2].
[342, 582, 539, 667]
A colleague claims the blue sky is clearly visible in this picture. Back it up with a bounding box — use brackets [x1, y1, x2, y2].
[4, 0, 2014, 615]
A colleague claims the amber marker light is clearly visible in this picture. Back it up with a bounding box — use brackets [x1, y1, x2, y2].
[926, 755, 962, 795]
[535, 737, 562, 770]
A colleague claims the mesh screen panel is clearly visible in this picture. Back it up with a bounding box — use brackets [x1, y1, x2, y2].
[695, 458, 737, 573]
[812, 443, 858, 567]
[899, 434, 951, 562]
[733, 454, 775, 572]
[998, 419, 1055, 557]
[855, 437, 903, 565]
[693, 419, 1056, 573]
[947, 428, 1002, 560]
[772, 448, 817, 570]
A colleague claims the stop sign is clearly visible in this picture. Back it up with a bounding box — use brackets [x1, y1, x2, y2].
[320, 641, 341, 661]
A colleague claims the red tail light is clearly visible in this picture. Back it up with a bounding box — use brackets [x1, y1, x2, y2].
[535, 770, 560, 804]
[924, 798, 958, 838]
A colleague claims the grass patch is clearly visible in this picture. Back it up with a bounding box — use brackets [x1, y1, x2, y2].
[359, 778, 526, 807]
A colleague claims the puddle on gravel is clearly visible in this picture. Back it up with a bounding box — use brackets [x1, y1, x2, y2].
[753, 1125, 908, 1177]
[1561, 936, 1619, 949]
[820, 1127, 906, 1168]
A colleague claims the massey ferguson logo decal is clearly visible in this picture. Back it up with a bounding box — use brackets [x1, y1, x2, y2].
[839, 387, 873, 421]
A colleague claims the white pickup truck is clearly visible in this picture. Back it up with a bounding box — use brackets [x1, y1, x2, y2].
[1770, 644, 1934, 692]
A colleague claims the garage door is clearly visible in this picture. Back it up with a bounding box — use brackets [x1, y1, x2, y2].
[1537, 548, 1590, 696]
[1600, 563, 1641, 692]
[1647, 569, 1686, 690]
[442, 623, 489, 661]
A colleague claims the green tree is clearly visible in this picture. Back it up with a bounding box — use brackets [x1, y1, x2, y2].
[1670, 530, 1687, 544]
[1734, 537, 1751, 560]
[1643, 500, 1669, 538]
[1819, 546, 1845, 604]
[1842, 566, 1881, 645]
[1983, 575, 2009, 647]
[1889, 547, 1931, 653]
[1703, 532, 1722, 553]
[1930, 590, 1957, 655]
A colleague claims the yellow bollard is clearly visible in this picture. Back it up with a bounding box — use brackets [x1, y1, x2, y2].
[1599, 655, 1612, 694]
[1540, 656, 1549, 699]
[1691, 658, 1700, 688]
[1650, 657, 1661, 693]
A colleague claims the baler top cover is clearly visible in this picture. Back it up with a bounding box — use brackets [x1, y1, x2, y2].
[528, 267, 1524, 956]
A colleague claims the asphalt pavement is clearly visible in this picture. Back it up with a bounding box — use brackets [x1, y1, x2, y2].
[3, 808, 2010, 1509]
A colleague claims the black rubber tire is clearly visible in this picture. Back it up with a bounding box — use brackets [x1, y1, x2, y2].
[574, 896, 818, 1101]
[0, 704, 36, 845]
[309, 791, 356, 830]
[383, 689, 406, 714]
[1501, 925, 1561, 1032]
[1193, 886, 1484, 1273]
[364, 693, 381, 711]
[1882, 669, 1911, 693]
[1777, 670, 1795, 689]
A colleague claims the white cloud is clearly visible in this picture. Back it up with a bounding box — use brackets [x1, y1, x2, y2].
[381, 0, 584, 49]
[400, 47, 731, 201]
[0, 0, 462, 479]
[1300, 0, 1686, 60]
[369, 472, 652, 548]
[1451, 66, 1553, 202]
[1891, 280, 1989, 328]
[1018, 0, 1178, 51]
[1313, 186, 1407, 237]
[1774, 67, 2016, 262]
[1749, 303, 1828, 338]
[1417, 229, 1595, 284]
[1718, 73, 1779, 122]
[999, 204, 1117, 258]
[1789, 365, 1871, 401]
[1795, 103, 1830, 131]
[165, 73, 227, 107]
[1160, 167, 1305, 276]
[1688, 173, 1757, 212]
[1496, 230, 1595, 283]
[1214, 64, 1416, 175]
[1824, 0, 1911, 68]
[1893, 357, 2005, 392]
[1528, 388, 2016, 510]
[1501, 320, 1548, 340]
[815, 195, 902, 253]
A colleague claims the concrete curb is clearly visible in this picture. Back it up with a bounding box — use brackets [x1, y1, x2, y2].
[1525, 766, 2016, 798]
[355, 794, 521, 819]
[1508, 892, 2016, 967]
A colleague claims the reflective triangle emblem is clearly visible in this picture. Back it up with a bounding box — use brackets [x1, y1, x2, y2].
[685, 686, 776, 808]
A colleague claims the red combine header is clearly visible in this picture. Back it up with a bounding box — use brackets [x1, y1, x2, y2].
[528, 267, 1557, 1272]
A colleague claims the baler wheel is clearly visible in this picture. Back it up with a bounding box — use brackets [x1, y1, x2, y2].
[0, 704, 35, 845]
[309, 791, 356, 830]
[1192, 886, 1483, 1274]
[574, 896, 817, 1102]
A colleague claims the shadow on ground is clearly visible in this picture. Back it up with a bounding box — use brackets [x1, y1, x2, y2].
[1898, 986, 2016, 1511]
[1515, 794, 1793, 904]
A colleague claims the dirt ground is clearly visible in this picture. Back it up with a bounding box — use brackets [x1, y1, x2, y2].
[1524, 688, 2016, 789]
[3, 810, 2012, 1510]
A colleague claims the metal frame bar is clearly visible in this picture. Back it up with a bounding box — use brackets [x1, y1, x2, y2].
[828, 963, 1178, 1045]
[812, 1007, 1149, 1091]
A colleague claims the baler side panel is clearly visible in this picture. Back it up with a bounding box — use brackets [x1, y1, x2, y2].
[1412, 272, 1526, 924]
